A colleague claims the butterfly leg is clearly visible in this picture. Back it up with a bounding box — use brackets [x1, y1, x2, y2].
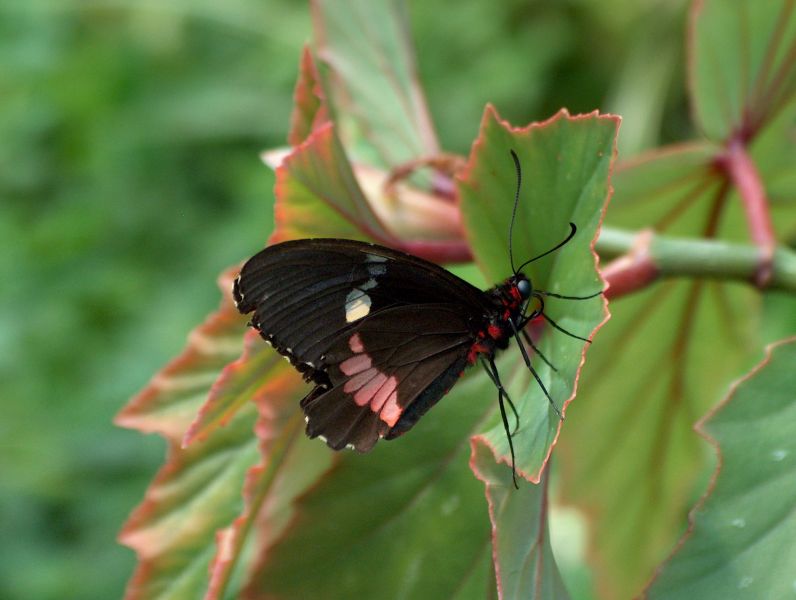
[518, 328, 558, 372]
[479, 356, 520, 435]
[530, 294, 591, 344]
[509, 320, 564, 420]
[480, 357, 520, 489]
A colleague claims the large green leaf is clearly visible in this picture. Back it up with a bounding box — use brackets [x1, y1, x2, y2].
[646, 337, 796, 599]
[690, 0, 796, 141]
[243, 369, 500, 600]
[311, 0, 440, 166]
[458, 106, 618, 481]
[559, 140, 765, 597]
[270, 122, 393, 244]
[116, 273, 260, 598]
[471, 444, 570, 599]
[116, 270, 250, 444]
[117, 273, 312, 599]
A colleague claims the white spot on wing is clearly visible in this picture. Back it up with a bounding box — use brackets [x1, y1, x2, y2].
[345, 289, 372, 322]
[365, 253, 387, 263]
[367, 263, 386, 277]
[318, 434, 328, 444]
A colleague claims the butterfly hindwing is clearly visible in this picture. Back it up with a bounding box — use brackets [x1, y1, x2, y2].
[300, 304, 473, 451]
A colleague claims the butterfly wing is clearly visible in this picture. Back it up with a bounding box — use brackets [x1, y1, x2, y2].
[233, 238, 487, 378]
[233, 239, 489, 450]
[301, 304, 473, 451]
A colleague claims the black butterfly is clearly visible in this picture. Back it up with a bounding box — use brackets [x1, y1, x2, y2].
[233, 150, 600, 486]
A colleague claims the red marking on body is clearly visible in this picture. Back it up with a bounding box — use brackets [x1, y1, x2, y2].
[487, 324, 502, 339]
[509, 286, 522, 301]
[340, 353, 372, 376]
[348, 333, 364, 353]
[467, 341, 490, 364]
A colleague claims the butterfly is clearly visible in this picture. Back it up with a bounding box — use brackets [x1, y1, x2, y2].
[233, 150, 600, 486]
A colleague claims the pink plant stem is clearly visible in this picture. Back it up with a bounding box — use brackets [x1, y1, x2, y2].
[601, 230, 659, 299]
[718, 137, 775, 285]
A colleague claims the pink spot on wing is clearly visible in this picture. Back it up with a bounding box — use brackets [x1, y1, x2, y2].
[380, 391, 401, 427]
[354, 372, 387, 406]
[340, 332, 402, 426]
[370, 376, 397, 412]
[344, 367, 377, 396]
[349, 333, 364, 353]
[340, 353, 372, 376]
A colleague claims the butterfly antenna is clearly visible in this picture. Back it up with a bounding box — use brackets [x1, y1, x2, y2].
[508, 149, 522, 275]
[515, 222, 577, 273]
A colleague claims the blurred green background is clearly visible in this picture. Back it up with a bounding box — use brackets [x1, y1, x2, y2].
[0, 1, 689, 597]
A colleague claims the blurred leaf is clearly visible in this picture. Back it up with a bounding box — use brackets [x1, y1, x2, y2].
[312, 0, 440, 166]
[471, 443, 570, 599]
[243, 369, 497, 600]
[689, 0, 796, 141]
[645, 337, 796, 599]
[560, 20, 796, 583]
[270, 122, 394, 244]
[288, 46, 329, 147]
[116, 270, 250, 443]
[205, 371, 332, 600]
[458, 106, 617, 481]
[116, 272, 309, 598]
[120, 405, 260, 599]
[606, 143, 722, 236]
[559, 138, 769, 597]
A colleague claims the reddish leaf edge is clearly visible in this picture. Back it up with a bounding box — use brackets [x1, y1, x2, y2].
[205, 392, 308, 600]
[269, 120, 396, 247]
[461, 104, 619, 484]
[639, 335, 796, 597]
[309, 0, 441, 164]
[115, 267, 244, 443]
[469, 439, 553, 600]
[181, 328, 264, 448]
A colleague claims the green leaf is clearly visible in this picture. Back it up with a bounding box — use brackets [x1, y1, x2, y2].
[645, 337, 796, 599]
[271, 123, 394, 244]
[606, 143, 722, 237]
[120, 406, 260, 600]
[559, 143, 765, 598]
[312, 0, 440, 166]
[470, 443, 570, 599]
[117, 272, 312, 599]
[116, 269, 250, 444]
[243, 369, 500, 599]
[458, 105, 618, 481]
[689, 0, 796, 141]
[287, 46, 329, 147]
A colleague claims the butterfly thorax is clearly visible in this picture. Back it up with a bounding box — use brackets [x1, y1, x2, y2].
[466, 274, 531, 364]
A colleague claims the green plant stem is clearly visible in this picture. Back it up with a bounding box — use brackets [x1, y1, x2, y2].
[597, 227, 796, 294]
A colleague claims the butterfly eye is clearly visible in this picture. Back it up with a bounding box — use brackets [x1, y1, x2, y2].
[517, 278, 532, 298]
